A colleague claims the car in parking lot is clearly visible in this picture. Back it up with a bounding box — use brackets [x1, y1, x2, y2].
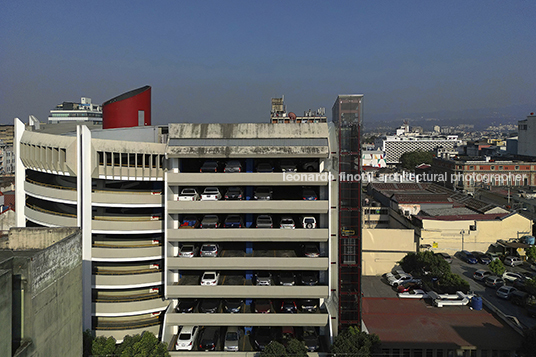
[201, 187, 222, 200]
[175, 325, 199, 350]
[224, 215, 243, 228]
[302, 243, 320, 257]
[280, 217, 296, 229]
[299, 327, 320, 352]
[256, 162, 274, 173]
[386, 272, 417, 287]
[176, 298, 198, 313]
[223, 299, 244, 313]
[504, 256, 523, 267]
[280, 300, 297, 313]
[299, 299, 318, 312]
[200, 160, 219, 173]
[178, 188, 199, 201]
[198, 326, 221, 351]
[300, 271, 319, 286]
[254, 186, 273, 200]
[179, 244, 198, 258]
[472, 251, 491, 264]
[200, 243, 220, 257]
[459, 250, 478, 264]
[200, 271, 220, 286]
[180, 215, 200, 228]
[397, 281, 422, 293]
[301, 216, 317, 229]
[256, 215, 273, 228]
[398, 289, 429, 299]
[251, 326, 276, 351]
[496, 285, 518, 299]
[485, 275, 505, 289]
[224, 187, 243, 200]
[224, 160, 242, 173]
[200, 215, 220, 228]
[280, 159, 297, 172]
[253, 299, 273, 313]
[256, 271, 272, 286]
[302, 188, 318, 200]
[473, 269, 492, 281]
[278, 271, 296, 286]
[199, 298, 221, 313]
[502, 271, 524, 284]
[435, 252, 453, 264]
[224, 326, 242, 352]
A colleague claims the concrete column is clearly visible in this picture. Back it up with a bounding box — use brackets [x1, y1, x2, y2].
[77, 125, 93, 331]
[14, 118, 25, 227]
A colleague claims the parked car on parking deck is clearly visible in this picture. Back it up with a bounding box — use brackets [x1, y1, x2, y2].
[198, 326, 221, 351]
[200, 160, 219, 173]
[176, 299, 198, 313]
[253, 299, 273, 313]
[300, 271, 319, 286]
[256, 162, 274, 173]
[302, 243, 320, 257]
[224, 326, 242, 352]
[302, 188, 318, 200]
[225, 187, 243, 200]
[472, 251, 491, 264]
[201, 187, 222, 200]
[178, 188, 200, 201]
[504, 256, 523, 267]
[473, 270, 492, 281]
[301, 216, 317, 229]
[200, 243, 220, 257]
[223, 299, 244, 313]
[180, 215, 200, 228]
[299, 299, 318, 312]
[200, 271, 220, 286]
[224, 215, 243, 228]
[502, 272, 524, 283]
[397, 281, 422, 293]
[280, 160, 297, 172]
[256, 215, 273, 228]
[496, 285, 518, 299]
[386, 272, 417, 287]
[278, 271, 296, 286]
[459, 250, 478, 264]
[199, 299, 221, 313]
[280, 300, 297, 313]
[201, 215, 220, 228]
[485, 275, 505, 289]
[251, 327, 276, 351]
[280, 217, 296, 229]
[224, 160, 242, 173]
[256, 271, 272, 286]
[176, 325, 199, 350]
[179, 244, 198, 258]
[254, 186, 273, 200]
[299, 327, 320, 352]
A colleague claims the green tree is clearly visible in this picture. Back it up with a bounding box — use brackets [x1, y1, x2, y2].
[489, 259, 506, 277]
[526, 246, 536, 262]
[399, 150, 435, 171]
[331, 325, 381, 356]
[436, 272, 470, 294]
[91, 335, 117, 357]
[83, 329, 94, 357]
[260, 340, 287, 357]
[285, 338, 308, 356]
[399, 251, 450, 278]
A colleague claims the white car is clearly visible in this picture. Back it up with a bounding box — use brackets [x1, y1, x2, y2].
[280, 217, 296, 229]
[176, 325, 200, 351]
[179, 244, 198, 258]
[502, 272, 524, 283]
[386, 272, 415, 287]
[301, 216, 317, 229]
[504, 256, 523, 267]
[398, 289, 429, 299]
[178, 188, 199, 201]
[201, 187, 222, 201]
[201, 271, 220, 286]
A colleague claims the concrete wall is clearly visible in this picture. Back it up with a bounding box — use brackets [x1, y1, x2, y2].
[0, 269, 12, 357]
[0, 227, 79, 250]
[420, 213, 532, 255]
[0, 209, 16, 232]
[362, 228, 416, 275]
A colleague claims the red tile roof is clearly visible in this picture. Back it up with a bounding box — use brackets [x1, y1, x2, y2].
[415, 213, 509, 221]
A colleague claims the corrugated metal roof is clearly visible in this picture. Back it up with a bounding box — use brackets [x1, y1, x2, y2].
[168, 138, 328, 147]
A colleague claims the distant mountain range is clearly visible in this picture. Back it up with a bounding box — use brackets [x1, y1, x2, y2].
[364, 104, 534, 132]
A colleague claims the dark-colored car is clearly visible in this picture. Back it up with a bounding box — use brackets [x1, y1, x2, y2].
[280, 326, 295, 346]
[300, 271, 319, 286]
[253, 299, 272, 313]
[472, 251, 491, 264]
[224, 160, 242, 173]
[176, 298, 198, 313]
[256, 215, 273, 228]
[251, 327, 276, 351]
[198, 326, 221, 351]
[254, 187, 273, 200]
[278, 271, 296, 286]
[302, 243, 320, 258]
[224, 215, 243, 228]
[460, 250, 478, 264]
[280, 300, 297, 313]
[302, 188, 318, 200]
[199, 299, 220, 313]
[299, 326, 320, 352]
[435, 252, 453, 264]
[180, 215, 200, 228]
[397, 281, 422, 293]
[200, 160, 219, 173]
[224, 187, 243, 200]
[299, 299, 318, 313]
[256, 162, 274, 173]
[223, 299, 244, 313]
[280, 159, 297, 172]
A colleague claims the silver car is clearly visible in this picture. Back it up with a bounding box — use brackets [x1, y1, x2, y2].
[224, 326, 241, 352]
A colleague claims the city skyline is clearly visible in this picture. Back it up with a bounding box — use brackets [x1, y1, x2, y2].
[1, 0, 535, 125]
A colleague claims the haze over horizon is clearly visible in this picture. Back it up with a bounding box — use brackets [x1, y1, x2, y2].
[1, 1, 535, 126]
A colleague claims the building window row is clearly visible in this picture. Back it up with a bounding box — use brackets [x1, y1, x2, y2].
[97, 151, 165, 169]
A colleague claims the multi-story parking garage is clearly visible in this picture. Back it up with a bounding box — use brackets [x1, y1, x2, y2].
[14, 88, 363, 351]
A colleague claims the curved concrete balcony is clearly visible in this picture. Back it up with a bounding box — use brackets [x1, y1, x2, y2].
[167, 172, 330, 186]
[25, 205, 77, 227]
[94, 297, 169, 317]
[95, 324, 160, 343]
[167, 285, 329, 299]
[92, 190, 163, 207]
[167, 200, 329, 214]
[167, 257, 329, 270]
[92, 246, 163, 261]
[167, 228, 329, 242]
[25, 180, 76, 204]
[92, 217, 163, 233]
[94, 271, 162, 289]
[165, 311, 328, 327]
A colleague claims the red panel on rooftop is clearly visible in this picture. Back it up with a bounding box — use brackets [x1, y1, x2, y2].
[102, 85, 151, 129]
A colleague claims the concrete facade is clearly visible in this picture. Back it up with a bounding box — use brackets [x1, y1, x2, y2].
[362, 228, 415, 276]
[518, 113, 536, 157]
[0, 227, 82, 357]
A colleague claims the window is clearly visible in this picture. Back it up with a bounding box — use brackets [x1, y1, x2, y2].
[515, 166, 519, 170]
[469, 166, 474, 170]
[491, 166, 495, 170]
[499, 166, 503, 170]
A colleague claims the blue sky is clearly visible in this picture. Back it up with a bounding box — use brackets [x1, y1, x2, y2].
[1, 0, 535, 125]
